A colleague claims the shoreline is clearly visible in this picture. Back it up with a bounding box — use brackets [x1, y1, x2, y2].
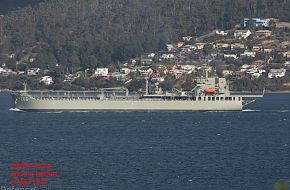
[1, 89, 290, 94]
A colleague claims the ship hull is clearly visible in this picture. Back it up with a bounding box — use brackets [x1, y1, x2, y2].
[13, 94, 243, 111]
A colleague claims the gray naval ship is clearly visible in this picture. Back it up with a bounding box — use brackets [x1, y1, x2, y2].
[11, 75, 264, 112]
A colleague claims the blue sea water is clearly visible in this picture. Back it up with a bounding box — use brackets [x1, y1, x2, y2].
[0, 92, 289, 190]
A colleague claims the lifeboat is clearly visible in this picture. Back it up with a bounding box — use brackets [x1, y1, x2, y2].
[204, 88, 216, 93]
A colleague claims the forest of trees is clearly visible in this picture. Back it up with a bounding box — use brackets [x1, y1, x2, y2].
[0, 0, 43, 14]
[1, 0, 290, 70]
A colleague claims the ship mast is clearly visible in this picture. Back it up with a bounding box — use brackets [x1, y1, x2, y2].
[146, 68, 153, 95]
[23, 82, 27, 95]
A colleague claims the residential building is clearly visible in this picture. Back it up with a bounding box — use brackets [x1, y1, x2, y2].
[180, 65, 195, 71]
[0, 68, 16, 76]
[251, 60, 265, 68]
[141, 58, 153, 65]
[166, 44, 175, 51]
[234, 30, 252, 39]
[138, 68, 150, 76]
[224, 54, 238, 59]
[158, 51, 177, 60]
[64, 74, 80, 82]
[268, 69, 286, 79]
[176, 42, 185, 48]
[95, 68, 109, 77]
[284, 61, 290, 67]
[255, 30, 272, 37]
[110, 72, 127, 82]
[240, 64, 250, 72]
[131, 59, 137, 66]
[231, 43, 245, 50]
[27, 68, 40, 76]
[151, 77, 165, 82]
[0, 67, 4, 74]
[244, 18, 270, 28]
[246, 67, 258, 74]
[195, 43, 206, 50]
[215, 30, 228, 36]
[282, 51, 290, 58]
[241, 51, 256, 58]
[263, 47, 275, 53]
[182, 36, 192, 42]
[40, 76, 53, 85]
[181, 45, 195, 52]
[148, 53, 156, 58]
[173, 70, 184, 79]
[251, 72, 261, 79]
[214, 43, 230, 49]
[275, 22, 290, 29]
[252, 45, 262, 52]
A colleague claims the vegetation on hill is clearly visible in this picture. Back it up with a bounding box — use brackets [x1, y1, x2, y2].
[0, 0, 43, 14]
[1, 0, 290, 71]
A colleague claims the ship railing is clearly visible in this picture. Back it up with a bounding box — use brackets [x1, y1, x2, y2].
[18, 89, 130, 98]
[231, 94, 264, 98]
[230, 90, 264, 98]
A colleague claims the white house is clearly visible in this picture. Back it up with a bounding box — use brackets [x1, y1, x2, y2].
[215, 30, 228, 36]
[27, 68, 40, 76]
[246, 68, 258, 74]
[241, 51, 256, 58]
[40, 76, 53, 85]
[182, 36, 193, 42]
[95, 68, 109, 77]
[161, 53, 175, 59]
[176, 42, 185, 48]
[152, 77, 165, 82]
[0, 68, 16, 76]
[231, 43, 245, 50]
[240, 64, 251, 72]
[284, 61, 290, 67]
[0, 67, 4, 74]
[268, 69, 286, 79]
[224, 54, 238, 59]
[214, 43, 231, 49]
[234, 30, 252, 39]
[180, 65, 196, 71]
[29, 58, 36, 63]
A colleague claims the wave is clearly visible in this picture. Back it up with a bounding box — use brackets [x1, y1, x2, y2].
[276, 110, 289, 113]
[40, 111, 63, 114]
[68, 111, 90, 113]
[242, 109, 262, 112]
[9, 108, 25, 112]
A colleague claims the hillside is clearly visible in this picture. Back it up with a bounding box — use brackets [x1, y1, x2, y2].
[0, 0, 43, 14]
[1, 0, 290, 70]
